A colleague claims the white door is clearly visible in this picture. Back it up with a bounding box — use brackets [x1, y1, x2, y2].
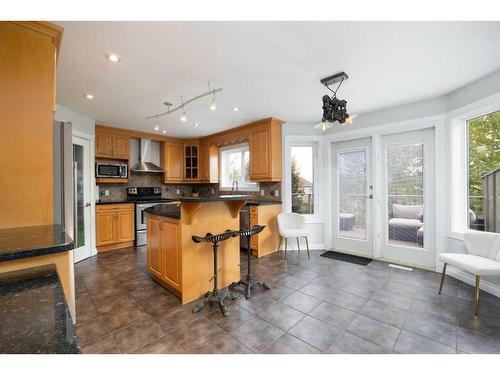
[332, 138, 373, 257]
[380, 129, 435, 269]
[73, 137, 92, 263]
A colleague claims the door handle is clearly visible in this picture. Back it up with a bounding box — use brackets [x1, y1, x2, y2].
[85, 202, 91, 207]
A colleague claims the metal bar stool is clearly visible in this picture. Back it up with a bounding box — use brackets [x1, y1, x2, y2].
[191, 229, 240, 317]
[231, 225, 270, 299]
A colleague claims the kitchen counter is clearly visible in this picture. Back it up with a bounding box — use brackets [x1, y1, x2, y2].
[176, 194, 252, 202]
[144, 203, 181, 220]
[0, 264, 80, 353]
[245, 199, 281, 206]
[0, 224, 74, 262]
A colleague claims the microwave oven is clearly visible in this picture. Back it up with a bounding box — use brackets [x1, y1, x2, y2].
[96, 162, 128, 179]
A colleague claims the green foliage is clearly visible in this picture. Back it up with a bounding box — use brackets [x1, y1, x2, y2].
[468, 112, 500, 216]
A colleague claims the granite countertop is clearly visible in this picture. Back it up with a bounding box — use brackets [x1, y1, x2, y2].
[245, 199, 282, 206]
[0, 225, 74, 263]
[176, 195, 252, 202]
[0, 264, 80, 354]
[96, 200, 132, 205]
[144, 203, 181, 220]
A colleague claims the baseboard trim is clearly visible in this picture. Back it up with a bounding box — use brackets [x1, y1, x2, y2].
[447, 267, 500, 298]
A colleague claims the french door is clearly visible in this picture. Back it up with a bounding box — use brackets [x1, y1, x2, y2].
[380, 129, 435, 269]
[332, 138, 373, 257]
[73, 136, 92, 263]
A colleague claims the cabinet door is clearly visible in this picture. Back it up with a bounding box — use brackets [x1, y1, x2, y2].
[147, 215, 163, 279]
[116, 209, 135, 243]
[249, 127, 271, 179]
[163, 219, 181, 288]
[163, 143, 183, 182]
[199, 143, 209, 182]
[113, 134, 130, 159]
[96, 212, 117, 246]
[95, 132, 114, 158]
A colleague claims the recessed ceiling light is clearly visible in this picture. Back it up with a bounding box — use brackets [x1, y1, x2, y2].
[162, 130, 167, 134]
[193, 123, 199, 128]
[106, 53, 121, 63]
[233, 107, 239, 112]
[84, 93, 94, 100]
[154, 125, 160, 131]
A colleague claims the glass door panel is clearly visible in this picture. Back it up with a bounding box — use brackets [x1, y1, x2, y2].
[338, 150, 368, 240]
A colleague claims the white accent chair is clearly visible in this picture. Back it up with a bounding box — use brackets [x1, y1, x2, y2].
[277, 213, 310, 261]
[438, 231, 500, 316]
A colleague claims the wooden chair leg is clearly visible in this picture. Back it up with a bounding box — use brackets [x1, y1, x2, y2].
[438, 263, 447, 295]
[296, 238, 300, 254]
[474, 275, 480, 316]
[284, 238, 288, 261]
[305, 236, 310, 260]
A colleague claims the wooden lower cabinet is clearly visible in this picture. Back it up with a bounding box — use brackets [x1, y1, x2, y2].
[247, 204, 282, 257]
[96, 204, 135, 252]
[147, 215, 182, 292]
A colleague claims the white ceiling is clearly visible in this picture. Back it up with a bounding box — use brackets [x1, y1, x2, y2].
[56, 21, 500, 138]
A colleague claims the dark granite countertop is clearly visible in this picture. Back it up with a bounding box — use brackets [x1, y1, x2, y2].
[96, 200, 131, 205]
[176, 195, 252, 202]
[144, 203, 181, 220]
[0, 225, 74, 263]
[245, 200, 282, 206]
[0, 264, 80, 354]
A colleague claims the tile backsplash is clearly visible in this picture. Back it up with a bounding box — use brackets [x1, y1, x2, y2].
[97, 172, 282, 203]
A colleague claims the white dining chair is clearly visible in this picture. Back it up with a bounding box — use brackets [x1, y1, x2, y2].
[438, 231, 500, 316]
[277, 213, 311, 261]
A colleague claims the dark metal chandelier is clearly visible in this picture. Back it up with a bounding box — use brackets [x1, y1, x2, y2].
[316, 72, 350, 131]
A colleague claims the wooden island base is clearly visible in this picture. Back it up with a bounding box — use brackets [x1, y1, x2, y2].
[146, 199, 246, 304]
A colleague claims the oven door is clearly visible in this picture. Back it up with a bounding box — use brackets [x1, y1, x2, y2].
[96, 163, 122, 178]
[136, 203, 156, 231]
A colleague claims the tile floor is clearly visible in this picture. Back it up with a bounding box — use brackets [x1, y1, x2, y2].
[74, 247, 500, 354]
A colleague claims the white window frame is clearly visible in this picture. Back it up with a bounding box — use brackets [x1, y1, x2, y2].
[219, 143, 259, 192]
[447, 96, 500, 238]
[284, 136, 322, 223]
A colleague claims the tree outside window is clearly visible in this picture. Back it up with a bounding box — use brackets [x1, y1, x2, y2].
[291, 146, 314, 214]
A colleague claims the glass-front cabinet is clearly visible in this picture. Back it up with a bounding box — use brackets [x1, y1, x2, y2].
[184, 144, 199, 180]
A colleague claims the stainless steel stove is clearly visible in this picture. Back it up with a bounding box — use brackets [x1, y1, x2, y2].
[127, 187, 174, 246]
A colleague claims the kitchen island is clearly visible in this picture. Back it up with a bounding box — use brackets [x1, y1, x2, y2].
[144, 195, 250, 304]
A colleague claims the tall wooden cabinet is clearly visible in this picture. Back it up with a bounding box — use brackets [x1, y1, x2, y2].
[249, 118, 282, 182]
[0, 22, 62, 229]
[161, 142, 184, 183]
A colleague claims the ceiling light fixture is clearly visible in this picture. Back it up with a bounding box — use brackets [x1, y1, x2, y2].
[180, 96, 187, 122]
[106, 53, 121, 63]
[84, 93, 95, 100]
[154, 124, 160, 131]
[208, 82, 217, 111]
[233, 107, 239, 112]
[146, 83, 222, 121]
[193, 123, 199, 128]
[162, 130, 167, 134]
[315, 72, 350, 132]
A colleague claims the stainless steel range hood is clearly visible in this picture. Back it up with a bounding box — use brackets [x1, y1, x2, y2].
[131, 138, 164, 173]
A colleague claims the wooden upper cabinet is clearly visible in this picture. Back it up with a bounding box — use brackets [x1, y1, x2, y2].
[95, 131, 114, 158]
[184, 144, 199, 181]
[113, 134, 130, 159]
[249, 118, 283, 181]
[199, 142, 219, 183]
[162, 142, 183, 183]
[95, 130, 130, 160]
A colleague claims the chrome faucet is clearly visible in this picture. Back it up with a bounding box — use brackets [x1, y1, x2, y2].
[231, 180, 239, 194]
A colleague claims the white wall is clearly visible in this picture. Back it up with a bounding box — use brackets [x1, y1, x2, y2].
[281, 67, 500, 295]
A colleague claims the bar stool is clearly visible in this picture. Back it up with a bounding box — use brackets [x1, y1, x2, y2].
[231, 225, 270, 299]
[191, 229, 240, 317]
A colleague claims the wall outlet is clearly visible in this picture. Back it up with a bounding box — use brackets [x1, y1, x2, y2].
[260, 189, 265, 196]
[176, 189, 180, 195]
[274, 190, 279, 197]
[104, 189, 110, 197]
